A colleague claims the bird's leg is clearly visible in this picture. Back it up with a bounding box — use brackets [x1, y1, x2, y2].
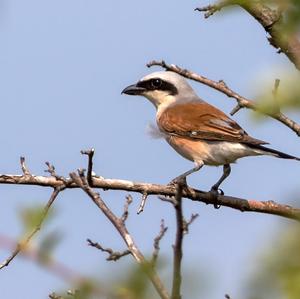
[210, 164, 231, 194]
[169, 162, 204, 187]
[209, 164, 231, 209]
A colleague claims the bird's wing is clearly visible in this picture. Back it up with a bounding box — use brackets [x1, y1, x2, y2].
[158, 101, 268, 145]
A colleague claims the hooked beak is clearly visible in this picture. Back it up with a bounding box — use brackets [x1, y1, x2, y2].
[121, 83, 146, 95]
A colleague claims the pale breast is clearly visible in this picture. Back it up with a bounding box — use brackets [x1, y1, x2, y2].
[166, 136, 263, 166]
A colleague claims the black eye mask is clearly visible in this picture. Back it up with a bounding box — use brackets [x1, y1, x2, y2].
[136, 78, 178, 95]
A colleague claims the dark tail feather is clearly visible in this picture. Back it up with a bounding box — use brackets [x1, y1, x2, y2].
[252, 144, 300, 161]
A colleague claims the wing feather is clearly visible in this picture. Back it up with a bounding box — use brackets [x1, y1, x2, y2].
[158, 102, 268, 145]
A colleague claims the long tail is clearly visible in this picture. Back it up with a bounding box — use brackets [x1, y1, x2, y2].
[252, 144, 300, 161]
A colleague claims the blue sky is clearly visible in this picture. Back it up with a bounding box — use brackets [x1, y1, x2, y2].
[0, 1, 299, 298]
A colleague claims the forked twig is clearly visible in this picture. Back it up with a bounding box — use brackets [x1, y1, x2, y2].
[87, 239, 131, 261]
[70, 170, 170, 299]
[152, 219, 168, 266]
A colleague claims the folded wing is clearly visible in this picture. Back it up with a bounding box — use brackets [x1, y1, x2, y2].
[158, 101, 268, 145]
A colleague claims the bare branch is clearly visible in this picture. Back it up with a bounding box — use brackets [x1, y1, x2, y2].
[147, 60, 300, 136]
[87, 239, 131, 261]
[0, 172, 298, 221]
[152, 219, 168, 266]
[70, 171, 170, 299]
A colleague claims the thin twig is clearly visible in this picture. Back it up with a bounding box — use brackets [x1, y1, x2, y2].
[183, 213, 199, 234]
[195, 1, 231, 18]
[147, 60, 300, 136]
[70, 170, 170, 299]
[0, 186, 63, 269]
[81, 148, 95, 186]
[152, 219, 168, 266]
[230, 104, 242, 116]
[158, 195, 177, 205]
[45, 162, 56, 177]
[45, 162, 68, 184]
[137, 192, 148, 214]
[171, 183, 184, 299]
[121, 194, 133, 223]
[87, 239, 131, 261]
[20, 157, 31, 176]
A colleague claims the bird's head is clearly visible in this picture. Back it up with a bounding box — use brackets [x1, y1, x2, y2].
[122, 71, 197, 109]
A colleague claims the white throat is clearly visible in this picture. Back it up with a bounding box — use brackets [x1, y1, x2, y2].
[143, 92, 177, 118]
[156, 97, 177, 119]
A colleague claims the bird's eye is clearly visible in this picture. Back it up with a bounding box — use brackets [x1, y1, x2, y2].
[150, 78, 162, 89]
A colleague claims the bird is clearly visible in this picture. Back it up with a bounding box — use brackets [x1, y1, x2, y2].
[122, 70, 300, 193]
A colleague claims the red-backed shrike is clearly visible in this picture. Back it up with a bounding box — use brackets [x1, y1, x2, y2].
[122, 71, 299, 192]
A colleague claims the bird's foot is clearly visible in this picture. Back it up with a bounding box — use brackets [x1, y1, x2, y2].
[209, 186, 224, 209]
[168, 176, 188, 188]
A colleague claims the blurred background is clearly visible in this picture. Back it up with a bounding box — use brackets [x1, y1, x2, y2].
[0, 0, 299, 298]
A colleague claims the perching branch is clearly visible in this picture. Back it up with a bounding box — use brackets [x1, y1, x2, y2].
[1, 152, 299, 299]
[195, 0, 300, 71]
[0, 169, 299, 221]
[147, 60, 300, 136]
